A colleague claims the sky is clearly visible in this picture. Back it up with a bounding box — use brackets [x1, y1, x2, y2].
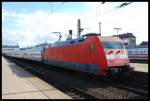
[2, 2, 148, 48]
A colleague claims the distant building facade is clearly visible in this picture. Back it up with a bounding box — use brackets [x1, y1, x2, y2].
[2, 45, 19, 55]
[113, 32, 136, 48]
[138, 41, 148, 48]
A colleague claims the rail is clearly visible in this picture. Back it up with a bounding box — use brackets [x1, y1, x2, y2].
[4, 56, 148, 99]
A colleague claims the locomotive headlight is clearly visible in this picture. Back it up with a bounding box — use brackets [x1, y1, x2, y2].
[121, 54, 128, 58]
[106, 54, 115, 59]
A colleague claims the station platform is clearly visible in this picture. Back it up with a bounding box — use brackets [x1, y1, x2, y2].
[130, 63, 148, 72]
[2, 57, 72, 99]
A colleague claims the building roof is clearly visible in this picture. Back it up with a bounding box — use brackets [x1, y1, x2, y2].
[140, 41, 148, 46]
[35, 43, 49, 47]
[113, 32, 136, 38]
[2, 45, 19, 48]
[20, 43, 49, 50]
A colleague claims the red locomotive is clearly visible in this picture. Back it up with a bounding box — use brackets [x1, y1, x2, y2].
[44, 33, 133, 76]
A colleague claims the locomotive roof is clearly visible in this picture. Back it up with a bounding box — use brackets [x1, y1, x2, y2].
[50, 34, 122, 48]
[50, 33, 102, 47]
[50, 38, 84, 47]
[82, 33, 100, 37]
[99, 36, 121, 41]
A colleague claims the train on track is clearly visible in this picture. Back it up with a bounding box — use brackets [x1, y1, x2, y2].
[127, 48, 148, 61]
[4, 33, 134, 77]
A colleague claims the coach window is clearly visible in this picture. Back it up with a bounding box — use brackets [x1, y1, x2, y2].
[129, 51, 132, 54]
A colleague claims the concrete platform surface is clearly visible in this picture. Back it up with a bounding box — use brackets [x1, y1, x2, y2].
[130, 63, 148, 72]
[2, 57, 72, 99]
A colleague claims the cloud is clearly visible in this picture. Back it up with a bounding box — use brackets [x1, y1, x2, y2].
[2, 8, 79, 47]
[81, 2, 148, 44]
[2, 8, 9, 21]
[2, 2, 148, 47]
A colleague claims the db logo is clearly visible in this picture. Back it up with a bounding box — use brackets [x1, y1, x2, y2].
[89, 43, 95, 51]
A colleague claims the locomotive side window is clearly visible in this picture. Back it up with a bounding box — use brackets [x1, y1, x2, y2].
[102, 41, 124, 49]
[70, 41, 74, 44]
[78, 38, 84, 42]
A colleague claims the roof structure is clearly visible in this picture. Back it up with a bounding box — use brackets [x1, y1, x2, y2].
[113, 32, 136, 38]
[2, 45, 19, 48]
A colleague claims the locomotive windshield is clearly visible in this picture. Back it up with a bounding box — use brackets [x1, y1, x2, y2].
[102, 41, 124, 49]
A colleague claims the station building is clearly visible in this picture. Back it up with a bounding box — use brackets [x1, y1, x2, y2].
[113, 32, 148, 49]
[113, 32, 136, 49]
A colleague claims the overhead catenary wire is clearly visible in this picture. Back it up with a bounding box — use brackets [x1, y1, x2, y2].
[19, 2, 133, 47]
[26, 2, 65, 33]
[115, 2, 132, 9]
[19, 2, 65, 47]
[82, 2, 133, 24]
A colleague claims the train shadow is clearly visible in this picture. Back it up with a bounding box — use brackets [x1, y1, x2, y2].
[3, 56, 35, 78]
[42, 65, 110, 89]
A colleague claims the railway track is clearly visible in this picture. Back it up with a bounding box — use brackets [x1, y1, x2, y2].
[27, 68, 100, 99]
[102, 74, 148, 98]
[5, 57, 99, 99]
[5, 56, 148, 99]
[106, 81, 148, 98]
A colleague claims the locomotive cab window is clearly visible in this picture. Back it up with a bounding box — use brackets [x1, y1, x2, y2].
[102, 41, 124, 49]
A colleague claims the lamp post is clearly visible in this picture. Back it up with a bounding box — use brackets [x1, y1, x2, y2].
[99, 22, 101, 36]
[114, 27, 121, 35]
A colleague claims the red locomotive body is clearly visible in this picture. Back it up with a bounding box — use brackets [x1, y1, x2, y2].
[100, 37, 132, 75]
[44, 34, 133, 76]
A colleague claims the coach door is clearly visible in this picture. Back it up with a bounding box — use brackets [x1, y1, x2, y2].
[41, 47, 45, 63]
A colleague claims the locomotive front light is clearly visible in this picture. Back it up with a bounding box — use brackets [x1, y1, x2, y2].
[121, 54, 128, 58]
[106, 54, 115, 59]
